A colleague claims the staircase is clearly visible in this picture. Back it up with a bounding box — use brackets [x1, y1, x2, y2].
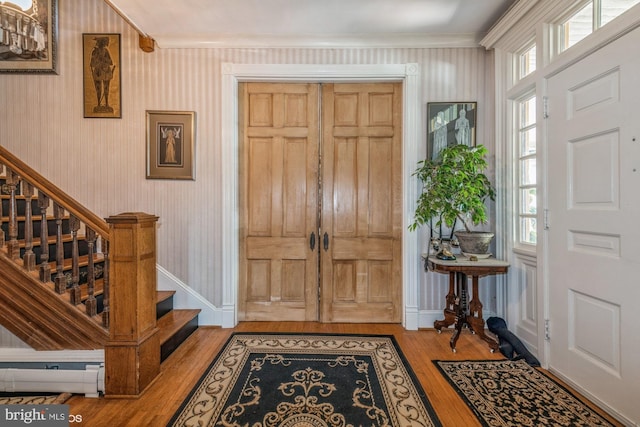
[0, 147, 200, 394]
[156, 291, 199, 362]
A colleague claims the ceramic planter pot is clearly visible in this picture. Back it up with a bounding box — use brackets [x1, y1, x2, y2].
[454, 231, 495, 256]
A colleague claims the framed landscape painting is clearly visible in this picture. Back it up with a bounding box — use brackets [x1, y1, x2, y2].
[0, 0, 58, 73]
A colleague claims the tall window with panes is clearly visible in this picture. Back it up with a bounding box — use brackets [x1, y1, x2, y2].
[516, 94, 537, 246]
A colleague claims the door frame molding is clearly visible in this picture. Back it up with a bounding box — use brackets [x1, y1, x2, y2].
[221, 63, 422, 329]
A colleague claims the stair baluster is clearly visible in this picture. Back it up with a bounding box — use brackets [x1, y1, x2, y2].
[102, 239, 110, 328]
[53, 203, 67, 294]
[85, 227, 97, 317]
[38, 192, 51, 283]
[0, 162, 4, 246]
[22, 182, 36, 271]
[69, 214, 81, 305]
[5, 170, 20, 260]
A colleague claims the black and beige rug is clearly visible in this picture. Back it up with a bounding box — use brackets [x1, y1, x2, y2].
[0, 392, 71, 405]
[169, 333, 441, 427]
[434, 359, 617, 427]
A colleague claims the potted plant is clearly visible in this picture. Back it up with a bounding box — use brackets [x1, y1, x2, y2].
[410, 143, 496, 256]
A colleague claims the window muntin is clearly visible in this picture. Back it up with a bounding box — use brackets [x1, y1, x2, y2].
[519, 217, 537, 245]
[519, 44, 537, 79]
[601, 0, 640, 26]
[561, 2, 593, 50]
[515, 94, 537, 246]
[559, 0, 640, 52]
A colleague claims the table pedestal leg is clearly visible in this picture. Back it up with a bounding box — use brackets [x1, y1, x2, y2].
[467, 276, 498, 352]
[434, 272, 458, 331]
[449, 292, 465, 353]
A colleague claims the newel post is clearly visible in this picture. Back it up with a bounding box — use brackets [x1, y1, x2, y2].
[104, 212, 160, 397]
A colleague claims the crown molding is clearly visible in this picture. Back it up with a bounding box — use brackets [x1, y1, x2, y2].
[481, 0, 541, 49]
[154, 33, 484, 49]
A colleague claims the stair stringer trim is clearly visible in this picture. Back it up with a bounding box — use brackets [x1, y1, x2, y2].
[156, 265, 220, 326]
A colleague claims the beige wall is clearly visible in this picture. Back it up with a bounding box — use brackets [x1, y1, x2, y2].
[0, 0, 495, 345]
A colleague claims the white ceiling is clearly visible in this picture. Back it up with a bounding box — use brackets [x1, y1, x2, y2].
[105, 0, 516, 48]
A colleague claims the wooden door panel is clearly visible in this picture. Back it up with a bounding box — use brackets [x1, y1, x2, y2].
[246, 260, 270, 300]
[247, 138, 274, 235]
[321, 83, 402, 323]
[369, 137, 393, 233]
[282, 138, 309, 235]
[239, 83, 319, 321]
[331, 237, 393, 260]
[333, 137, 357, 234]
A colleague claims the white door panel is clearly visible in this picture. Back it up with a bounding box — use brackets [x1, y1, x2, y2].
[546, 27, 640, 423]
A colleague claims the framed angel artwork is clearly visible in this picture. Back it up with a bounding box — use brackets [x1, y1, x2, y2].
[146, 110, 196, 180]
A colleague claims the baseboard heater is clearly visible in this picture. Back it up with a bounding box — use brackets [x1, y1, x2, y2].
[0, 365, 104, 398]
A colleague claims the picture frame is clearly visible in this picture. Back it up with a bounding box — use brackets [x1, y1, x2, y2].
[427, 102, 477, 161]
[146, 110, 196, 180]
[0, 0, 58, 74]
[82, 33, 121, 118]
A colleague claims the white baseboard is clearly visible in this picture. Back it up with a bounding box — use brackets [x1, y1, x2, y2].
[404, 306, 419, 330]
[156, 265, 222, 326]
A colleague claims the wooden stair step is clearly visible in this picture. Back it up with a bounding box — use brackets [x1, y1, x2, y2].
[156, 290, 176, 319]
[157, 309, 200, 345]
[157, 309, 200, 362]
[157, 290, 176, 305]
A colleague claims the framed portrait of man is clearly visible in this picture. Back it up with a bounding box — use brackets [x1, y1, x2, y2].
[82, 33, 121, 118]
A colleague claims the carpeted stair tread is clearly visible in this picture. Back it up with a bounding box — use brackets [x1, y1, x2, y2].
[157, 309, 200, 346]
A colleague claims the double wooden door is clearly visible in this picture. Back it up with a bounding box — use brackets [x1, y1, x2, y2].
[239, 82, 402, 322]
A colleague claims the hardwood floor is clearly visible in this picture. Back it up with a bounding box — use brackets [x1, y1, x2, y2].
[67, 323, 622, 426]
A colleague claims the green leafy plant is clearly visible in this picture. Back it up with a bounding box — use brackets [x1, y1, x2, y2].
[410, 144, 495, 232]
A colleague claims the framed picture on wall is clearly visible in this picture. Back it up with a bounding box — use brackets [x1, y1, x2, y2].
[146, 110, 196, 180]
[0, 0, 58, 74]
[427, 102, 477, 161]
[82, 33, 121, 118]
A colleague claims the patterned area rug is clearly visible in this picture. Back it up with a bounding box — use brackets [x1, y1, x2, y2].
[169, 333, 441, 427]
[0, 392, 71, 405]
[434, 359, 617, 427]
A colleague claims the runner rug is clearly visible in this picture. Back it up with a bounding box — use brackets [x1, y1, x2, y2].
[434, 359, 617, 427]
[0, 392, 71, 405]
[168, 333, 442, 427]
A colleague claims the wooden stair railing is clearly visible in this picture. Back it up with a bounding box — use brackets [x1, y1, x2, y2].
[0, 146, 164, 397]
[0, 147, 110, 328]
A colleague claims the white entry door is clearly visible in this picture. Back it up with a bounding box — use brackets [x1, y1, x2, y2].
[546, 28, 640, 423]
